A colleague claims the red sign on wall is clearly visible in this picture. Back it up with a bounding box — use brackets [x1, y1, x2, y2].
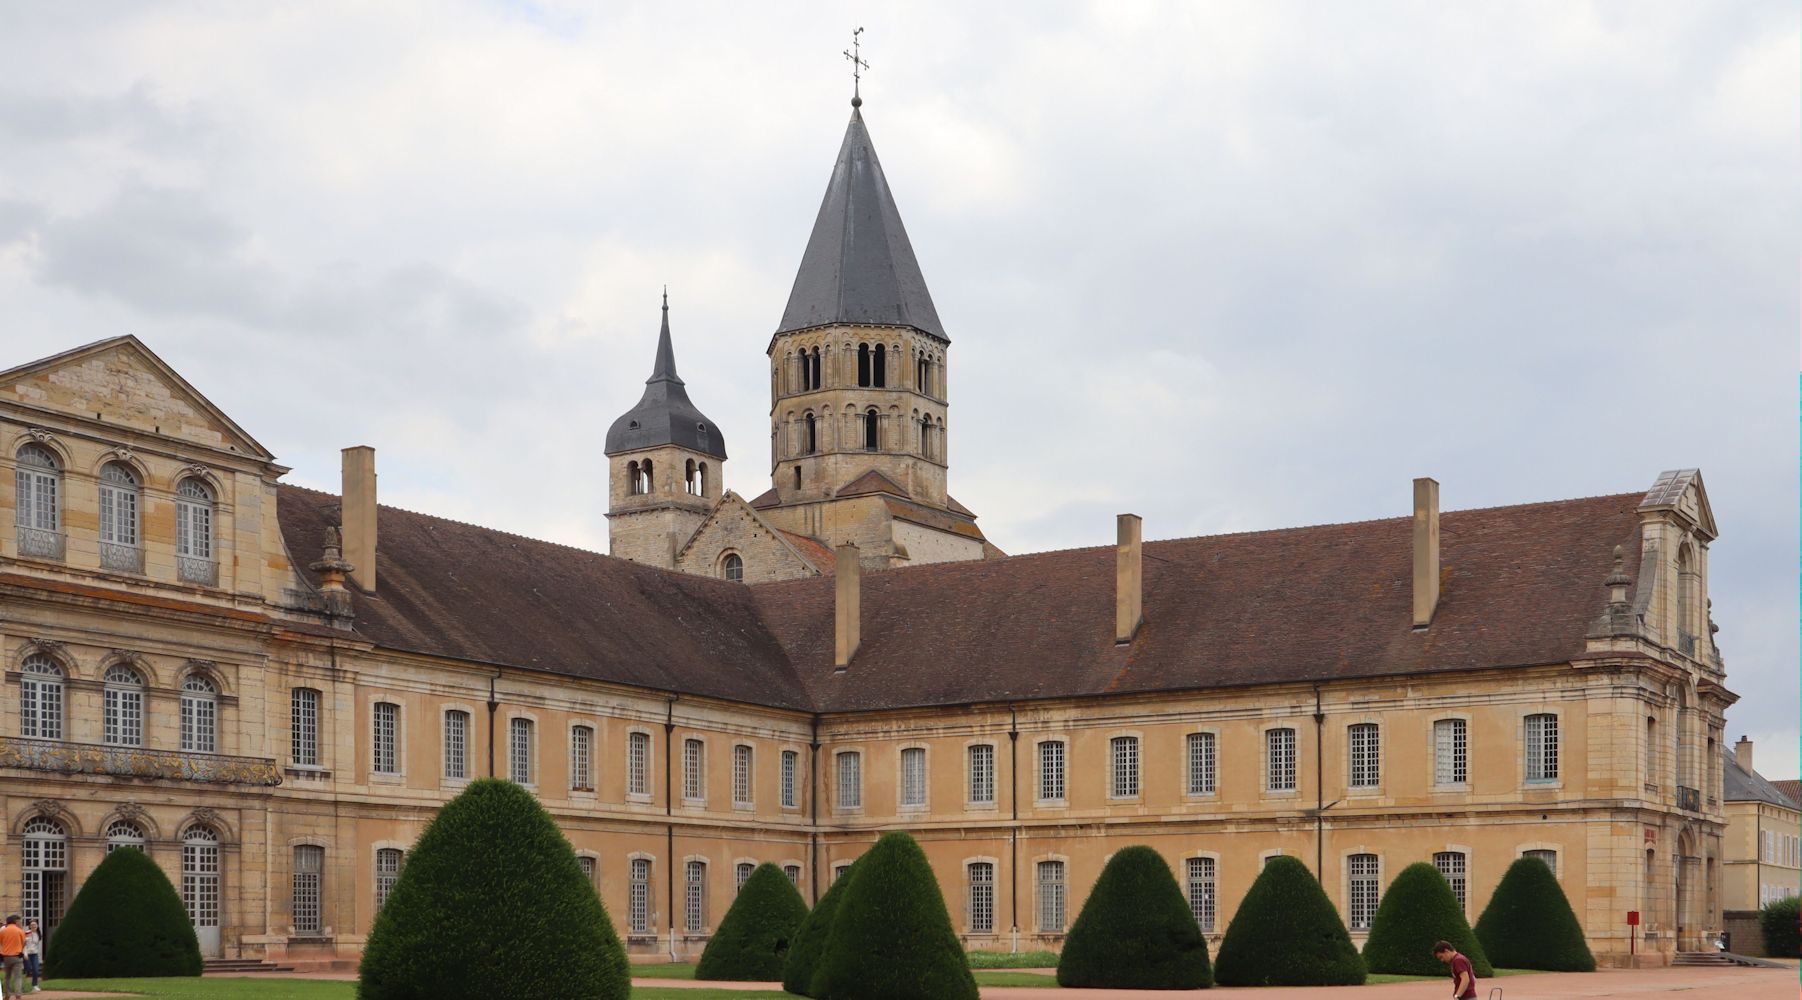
[1627, 910, 1640, 926]
[1645, 826, 1657, 842]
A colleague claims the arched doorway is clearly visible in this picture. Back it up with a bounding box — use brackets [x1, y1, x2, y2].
[21, 817, 68, 941]
[182, 825, 223, 957]
[1675, 827, 1699, 951]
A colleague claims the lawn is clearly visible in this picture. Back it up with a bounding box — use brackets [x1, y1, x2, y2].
[967, 949, 1059, 969]
[43, 980, 787, 1000]
[1366, 968, 1538, 984]
[628, 962, 1055, 987]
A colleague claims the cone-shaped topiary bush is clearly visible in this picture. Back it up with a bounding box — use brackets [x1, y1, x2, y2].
[1361, 862, 1492, 977]
[357, 778, 629, 1000]
[782, 859, 857, 997]
[1760, 896, 1800, 958]
[697, 862, 810, 981]
[812, 832, 979, 1000]
[1473, 856, 1594, 972]
[1213, 856, 1365, 986]
[46, 846, 201, 978]
[1057, 845, 1211, 989]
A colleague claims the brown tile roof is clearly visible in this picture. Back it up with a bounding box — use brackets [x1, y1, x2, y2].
[882, 498, 987, 540]
[1772, 780, 1801, 808]
[947, 495, 976, 518]
[777, 530, 837, 575]
[748, 488, 780, 510]
[836, 469, 910, 499]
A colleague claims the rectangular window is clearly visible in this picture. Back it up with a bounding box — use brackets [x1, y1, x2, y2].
[833, 863, 851, 883]
[1348, 723, 1379, 789]
[1186, 732, 1217, 795]
[968, 744, 995, 805]
[900, 747, 927, 808]
[1266, 728, 1297, 791]
[292, 845, 323, 934]
[570, 725, 594, 792]
[104, 683, 142, 747]
[629, 858, 651, 932]
[784, 864, 802, 887]
[1434, 719, 1467, 785]
[1646, 717, 1658, 784]
[733, 744, 753, 806]
[1525, 714, 1559, 781]
[179, 686, 217, 753]
[578, 856, 597, 886]
[781, 750, 798, 808]
[685, 860, 707, 932]
[836, 751, 862, 809]
[1109, 735, 1140, 798]
[375, 848, 403, 912]
[736, 862, 755, 893]
[968, 862, 995, 934]
[443, 711, 469, 780]
[1525, 849, 1558, 877]
[1434, 851, 1467, 911]
[1348, 854, 1379, 930]
[683, 738, 705, 802]
[1038, 740, 1066, 802]
[628, 732, 650, 796]
[372, 702, 399, 774]
[20, 665, 62, 740]
[1186, 857, 1216, 933]
[509, 718, 533, 784]
[1037, 860, 1066, 932]
[291, 688, 320, 766]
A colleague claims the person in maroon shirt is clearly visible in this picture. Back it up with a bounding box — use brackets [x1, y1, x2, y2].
[1433, 940, 1479, 1000]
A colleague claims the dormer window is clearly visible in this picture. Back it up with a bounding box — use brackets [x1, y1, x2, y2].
[722, 553, 744, 583]
[98, 462, 142, 573]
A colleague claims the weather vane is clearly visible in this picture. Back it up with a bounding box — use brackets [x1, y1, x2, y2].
[843, 27, 868, 107]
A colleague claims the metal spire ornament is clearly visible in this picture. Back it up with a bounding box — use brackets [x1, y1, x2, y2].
[843, 26, 868, 107]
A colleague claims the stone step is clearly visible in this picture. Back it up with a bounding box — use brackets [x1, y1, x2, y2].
[203, 958, 296, 974]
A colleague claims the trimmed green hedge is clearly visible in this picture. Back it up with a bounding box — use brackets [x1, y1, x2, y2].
[1213, 856, 1365, 986]
[782, 860, 856, 996]
[1361, 862, 1492, 977]
[813, 832, 979, 1000]
[697, 862, 809, 980]
[1473, 856, 1594, 972]
[357, 778, 629, 1000]
[46, 846, 201, 978]
[1057, 845, 1211, 989]
[1760, 896, 1799, 958]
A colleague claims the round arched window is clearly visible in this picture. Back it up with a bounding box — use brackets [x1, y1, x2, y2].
[723, 553, 744, 583]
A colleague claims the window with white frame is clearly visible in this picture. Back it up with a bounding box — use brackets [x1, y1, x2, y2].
[629, 858, 652, 932]
[1434, 718, 1467, 785]
[509, 718, 534, 784]
[1524, 714, 1559, 781]
[628, 731, 651, 796]
[1524, 849, 1558, 877]
[968, 862, 995, 934]
[1186, 856, 1216, 932]
[733, 744, 753, 806]
[291, 688, 321, 766]
[15, 444, 62, 546]
[20, 817, 67, 933]
[1186, 732, 1216, 795]
[836, 751, 862, 809]
[900, 747, 927, 808]
[175, 477, 216, 579]
[685, 860, 707, 932]
[968, 744, 995, 805]
[181, 826, 219, 934]
[784, 864, 802, 886]
[570, 725, 594, 791]
[1110, 736, 1140, 798]
[372, 702, 399, 774]
[683, 738, 705, 802]
[105, 819, 146, 853]
[375, 848, 403, 911]
[20, 654, 64, 740]
[578, 856, 597, 887]
[781, 749, 798, 808]
[180, 674, 218, 753]
[292, 845, 324, 934]
[735, 861, 755, 893]
[97, 462, 141, 571]
[443, 710, 469, 780]
[833, 862, 851, 883]
[1266, 728, 1297, 791]
[103, 664, 145, 747]
[1348, 723, 1380, 789]
[1347, 854, 1379, 930]
[1434, 851, 1467, 911]
[1037, 860, 1066, 932]
[1038, 740, 1066, 802]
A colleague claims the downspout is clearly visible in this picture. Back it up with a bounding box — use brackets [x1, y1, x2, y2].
[486, 672, 500, 778]
[1009, 704, 1020, 954]
[665, 697, 677, 961]
[1314, 684, 1325, 880]
[810, 715, 821, 904]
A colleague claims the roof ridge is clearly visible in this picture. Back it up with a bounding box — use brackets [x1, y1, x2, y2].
[279, 483, 617, 562]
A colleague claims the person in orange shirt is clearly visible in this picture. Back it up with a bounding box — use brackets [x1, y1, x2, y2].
[0, 915, 25, 1000]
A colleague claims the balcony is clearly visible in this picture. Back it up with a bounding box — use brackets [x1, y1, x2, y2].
[0, 737, 282, 787]
[15, 526, 65, 561]
[177, 554, 219, 586]
[99, 541, 144, 574]
[1676, 785, 1701, 812]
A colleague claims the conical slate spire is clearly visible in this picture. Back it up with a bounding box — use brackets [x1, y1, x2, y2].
[776, 106, 947, 342]
[604, 294, 728, 459]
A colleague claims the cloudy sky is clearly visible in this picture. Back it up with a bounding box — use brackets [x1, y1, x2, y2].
[2, 3, 1795, 772]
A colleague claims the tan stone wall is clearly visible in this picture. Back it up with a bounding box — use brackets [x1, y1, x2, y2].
[673, 497, 817, 582]
[1722, 799, 1800, 912]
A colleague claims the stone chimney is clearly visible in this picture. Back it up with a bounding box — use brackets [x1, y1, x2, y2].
[1735, 735, 1753, 774]
[1412, 478, 1440, 628]
[1116, 513, 1143, 644]
[309, 526, 356, 620]
[341, 446, 377, 592]
[834, 543, 861, 670]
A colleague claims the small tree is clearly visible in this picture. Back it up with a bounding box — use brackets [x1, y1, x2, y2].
[46, 846, 201, 978]
[1473, 856, 1594, 972]
[358, 778, 629, 1000]
[1361, 862, 1492, 977]
[1759, 896, 1799, 958]
[812, 832, 979, 1000]
[697, 863, 809, 981]
[1213, 856, 1365, 986]
[1057, 845, 1211, 989]
[782, 861, 857, 997]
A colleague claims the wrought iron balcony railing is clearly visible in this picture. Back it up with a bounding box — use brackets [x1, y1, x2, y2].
[1676, 785, 1701, 812]
[99, 541, 144, 574]
[177, 554, 219, 586]
[0, 736, 281, 787]
[15, 526, 65, 561]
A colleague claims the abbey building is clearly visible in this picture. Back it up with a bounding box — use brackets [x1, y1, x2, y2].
[0, 94, 1737, 970]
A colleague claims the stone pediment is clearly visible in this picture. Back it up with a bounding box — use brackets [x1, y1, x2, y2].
[0, 336, 273, 460]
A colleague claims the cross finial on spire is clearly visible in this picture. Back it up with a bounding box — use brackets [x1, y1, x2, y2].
[843, 27, 868, 108]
